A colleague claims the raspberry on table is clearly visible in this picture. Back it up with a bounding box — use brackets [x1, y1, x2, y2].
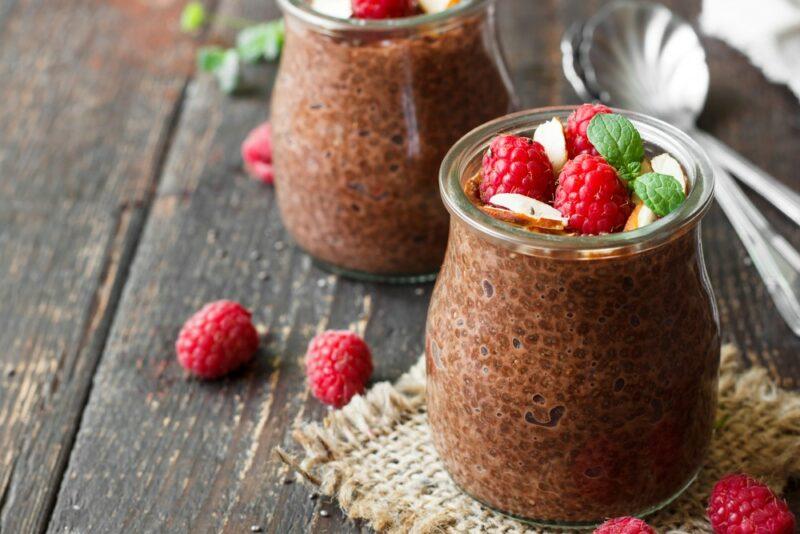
[593, 517, 656, 534]
[351, 0, 415, 19]
[175, 300, 260, 379]
[554, 154, 632, 235]
[480, 135, 555, 204]
[242, 122, 274, 184]
[565, 103, 612, 158]
[708, 474, 796, 534]
[305, 330, 373, 408]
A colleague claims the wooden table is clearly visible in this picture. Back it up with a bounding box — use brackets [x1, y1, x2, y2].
[1, 0, 798, 532]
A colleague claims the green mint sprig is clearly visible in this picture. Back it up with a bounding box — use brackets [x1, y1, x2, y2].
[633, 173, 686, 217]
[587, 113, 644, 183]
[236, 20, 285, 63]
[181, 2, 207, 32]
[180, 3, 285, 94]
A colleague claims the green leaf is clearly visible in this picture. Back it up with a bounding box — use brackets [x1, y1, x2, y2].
[587, 113, 645, 183]
[236, 20, 285, 63]
[180, 2, 206, 32]
[197, 46, 226, 72]
[213, 49, 242, 94]
[633, 173, 686, 217]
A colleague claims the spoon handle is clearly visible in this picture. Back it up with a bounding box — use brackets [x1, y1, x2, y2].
[693, 129, 800, 227]
[707, 156, 800, 336]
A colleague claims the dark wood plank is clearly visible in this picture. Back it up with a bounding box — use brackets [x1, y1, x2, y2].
[46, 0, 800, 533]
[0, 0, 194, 531]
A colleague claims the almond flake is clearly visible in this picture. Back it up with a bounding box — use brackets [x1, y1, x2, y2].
[533, 118, 568, 172]
[651, 153, 688, 194]
[311, 0, 352, 18]
[419, 0, 459, 14]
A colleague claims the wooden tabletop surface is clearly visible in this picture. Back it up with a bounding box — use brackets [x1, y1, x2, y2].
[1, 0, 798, 532]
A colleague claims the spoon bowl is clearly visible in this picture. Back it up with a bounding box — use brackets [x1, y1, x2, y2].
[580, 1, 709, 129]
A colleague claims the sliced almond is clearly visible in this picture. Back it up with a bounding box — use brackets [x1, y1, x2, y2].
[489, 193, 567, 223]
[624, 198, 658, 231]
[419, 0, 459, 14]
[479, 205, 566, 231]
[487, 193, 567, 231]
[533, 118, 568, 173]
[651, 153, 688, 194]
[311, 0, 352, 18]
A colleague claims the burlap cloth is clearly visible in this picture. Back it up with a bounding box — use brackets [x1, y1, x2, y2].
[277, 345, 800, 532]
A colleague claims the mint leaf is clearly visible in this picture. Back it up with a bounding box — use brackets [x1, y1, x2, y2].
[213, 49, 241, 94]
[587, 113, 645, 182]
[236, 20, 285, 63]
[181, 2, 206, 32]
[197, 46, 226, 72]
[633, 173, 686, 217]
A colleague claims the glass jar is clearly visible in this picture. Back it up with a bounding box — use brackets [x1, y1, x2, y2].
[272, 0, 516, 283]
[425, 107, 720, 527]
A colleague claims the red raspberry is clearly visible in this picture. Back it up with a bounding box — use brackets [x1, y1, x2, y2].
[708, 474, 796, 534]
[554, 154, 632, 235]
[175, 300, 260, 379]
[565, 103, 612, 158]
[305, 330, 373, 408]
[593, 517, 656, 534]
[241, 122, 274, 184]
[480, 135, 555, 203]
[351, 0, 414, 19]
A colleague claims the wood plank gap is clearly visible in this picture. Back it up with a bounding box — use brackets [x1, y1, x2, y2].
[37, 79, 192, 534]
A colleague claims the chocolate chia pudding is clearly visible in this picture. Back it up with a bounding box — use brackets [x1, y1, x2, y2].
[272, 0, 515, 281]
[425, 108, 720, 526]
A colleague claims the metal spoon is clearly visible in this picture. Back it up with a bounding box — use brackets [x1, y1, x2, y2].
[580, 1, 800, 226]
[562, 1, 800, 336]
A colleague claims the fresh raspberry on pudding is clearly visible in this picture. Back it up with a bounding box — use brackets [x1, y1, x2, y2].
[593, 517, 656, 534]
[480, 135, 555, 203]
[565, 103, 612, 158]
[351, 0, 415, 19]
[305, 330, 373, 408]
[708, 474, 796, 534]
[554, 154, 632, 235]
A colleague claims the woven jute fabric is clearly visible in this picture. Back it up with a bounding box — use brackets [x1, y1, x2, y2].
[277, 346, 800, 533]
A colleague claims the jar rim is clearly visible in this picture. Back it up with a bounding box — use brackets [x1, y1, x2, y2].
[276, 0, 490, 32]
[439, 106, 715, 258]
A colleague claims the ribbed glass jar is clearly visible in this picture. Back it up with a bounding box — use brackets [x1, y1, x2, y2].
[272, 0, 516, 282]
[426, 107, 720, 527]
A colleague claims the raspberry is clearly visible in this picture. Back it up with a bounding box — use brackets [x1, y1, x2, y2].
[554, 154, 632, 235]
[593, 517, 656, 534]
[305, 330, 373, 408]
[241, 122, 274, 184]
[351, 0, 414, 19]
[175, 300, 260, 379]
[565, 103, 612, 158]
[480, 135, 555, 203]
[708, 474, 796, 534]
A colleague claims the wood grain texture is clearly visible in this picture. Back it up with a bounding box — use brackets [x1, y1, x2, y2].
[5, 0, 798, 532]
[0, 0, 194, 531]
